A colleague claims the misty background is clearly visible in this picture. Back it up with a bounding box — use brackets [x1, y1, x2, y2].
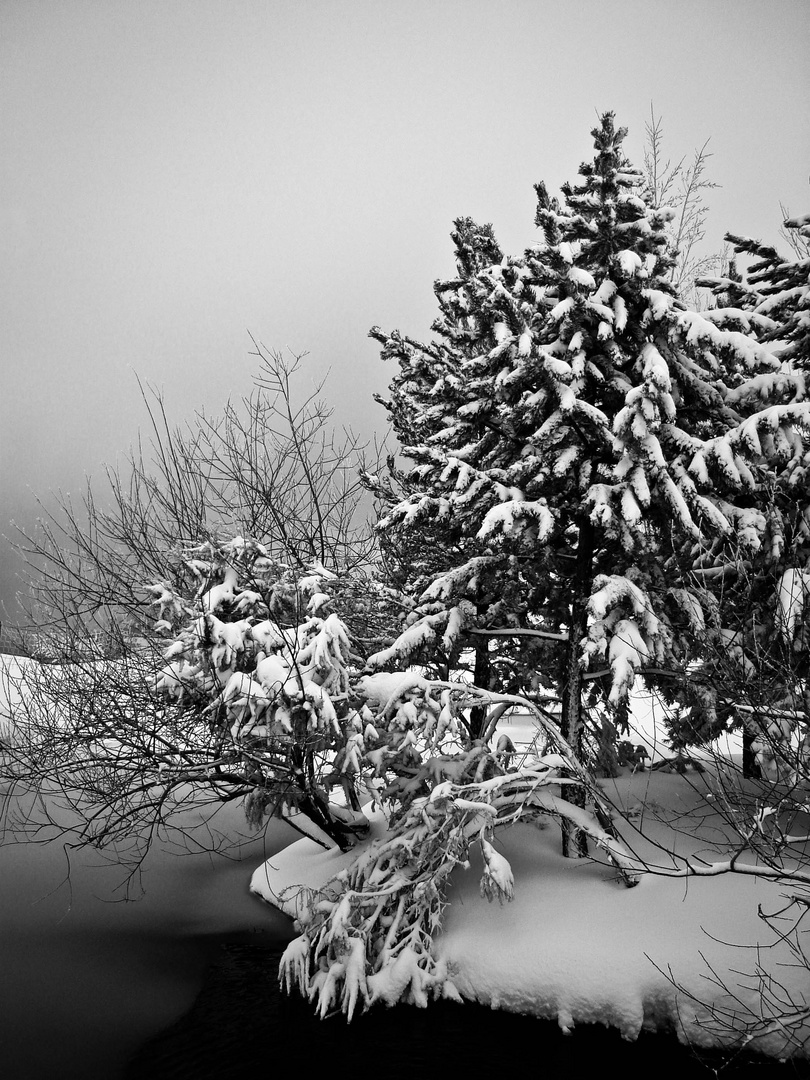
[2, 0, 808, 628]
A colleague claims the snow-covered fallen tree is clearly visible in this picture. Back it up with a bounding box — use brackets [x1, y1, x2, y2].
[276, 759, 643, 1019]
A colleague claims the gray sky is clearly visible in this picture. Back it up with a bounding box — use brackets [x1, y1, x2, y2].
[1, 0, 808, 623]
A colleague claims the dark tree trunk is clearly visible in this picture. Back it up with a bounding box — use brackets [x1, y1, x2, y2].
[290, 717, 354, 851]
[560, 519, 595, 858]
[741, 725, 759, 779]
[468, 635, 491, 739]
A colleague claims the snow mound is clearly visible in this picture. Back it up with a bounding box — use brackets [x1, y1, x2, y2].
[250, 771, 810, 1061]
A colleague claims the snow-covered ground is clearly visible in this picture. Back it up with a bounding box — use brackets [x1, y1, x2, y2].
[3, 654, 806, 1065]
[251, 762, 810, 1063]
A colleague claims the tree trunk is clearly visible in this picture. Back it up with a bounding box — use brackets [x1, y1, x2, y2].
[741, 724, 759, 779]
[468, 633, 491, 739]
[560, 518, 595, 858]
[290, 711, 354, 851]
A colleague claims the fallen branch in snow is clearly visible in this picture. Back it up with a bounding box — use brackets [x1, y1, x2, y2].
[271, 677, 649, 1020]
[278, 759, 642, 1020]
[659, 857, 810, 888]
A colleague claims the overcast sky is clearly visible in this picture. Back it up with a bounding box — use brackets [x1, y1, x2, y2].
[1, 0, 808, 624]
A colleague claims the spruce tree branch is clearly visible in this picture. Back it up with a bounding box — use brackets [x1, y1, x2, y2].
[468, 627, 570, 642]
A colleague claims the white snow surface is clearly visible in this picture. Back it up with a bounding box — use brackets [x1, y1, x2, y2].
[4, 654, 805, 1059]
[251, 764, 810, 1060]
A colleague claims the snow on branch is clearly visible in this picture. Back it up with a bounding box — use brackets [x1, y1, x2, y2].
[477, 499, 554, 541]
[366, 609, 450, 669]
[581, 575, 670, 704]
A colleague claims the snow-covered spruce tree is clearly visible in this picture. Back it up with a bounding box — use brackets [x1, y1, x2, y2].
[369, 217, 517, 711]
[726, 214, 810, 368]
[618, 213, 810, 1058]
[672, 212, 810, 764]
[369, 114, 810, 854]
[657, 212, 810, 787]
